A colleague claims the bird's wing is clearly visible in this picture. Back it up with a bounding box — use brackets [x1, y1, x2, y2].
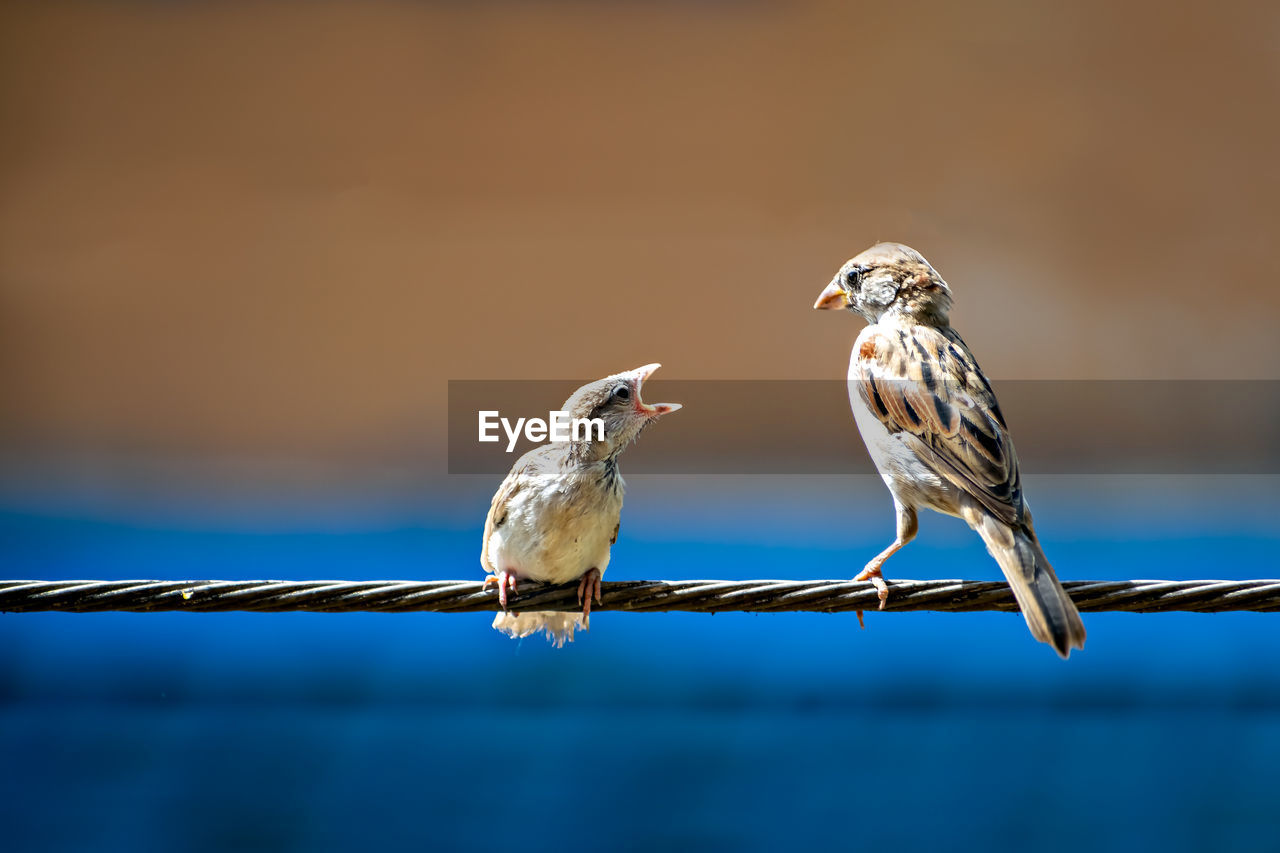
[480, 447, 559, 570]
[853, 325, 1024, 525]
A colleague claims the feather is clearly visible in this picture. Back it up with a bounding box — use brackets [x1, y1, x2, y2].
[853, 325, 1024, 526]
[492, 611, 586, 648]
[963, 504, 1087, 658]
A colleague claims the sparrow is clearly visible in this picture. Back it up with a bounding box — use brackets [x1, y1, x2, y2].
[814, 243, 1086, 658]
[481, 363, 681, 646]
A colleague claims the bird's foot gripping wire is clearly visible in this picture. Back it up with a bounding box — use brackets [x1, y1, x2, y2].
[483, 570, 520, 611]
[577, 568, 602, 628]
[852, 564, 889, 629]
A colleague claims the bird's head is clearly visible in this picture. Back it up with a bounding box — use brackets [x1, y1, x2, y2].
[813, 242, 952, 326]
[561, 363, 681, 462]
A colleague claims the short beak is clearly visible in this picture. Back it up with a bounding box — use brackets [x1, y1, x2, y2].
[630, 363, 681, 416]
[813, 279, 849, 310]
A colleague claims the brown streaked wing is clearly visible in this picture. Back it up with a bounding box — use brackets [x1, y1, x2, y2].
[854, 327, 1024, 525]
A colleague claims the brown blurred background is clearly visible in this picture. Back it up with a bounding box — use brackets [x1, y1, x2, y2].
[1, 0, 1277, 483]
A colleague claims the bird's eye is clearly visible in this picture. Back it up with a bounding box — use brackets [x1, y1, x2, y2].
[613, 384, 631, 401]
[845, 269, 860, 286]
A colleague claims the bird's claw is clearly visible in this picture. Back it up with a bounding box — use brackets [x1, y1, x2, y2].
[577, 568, 603, 627]
[484, 571, 519, 610]
[852, 565, 890, 629]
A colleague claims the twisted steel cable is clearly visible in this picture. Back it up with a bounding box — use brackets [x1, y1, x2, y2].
[1, 578, 1278, 614]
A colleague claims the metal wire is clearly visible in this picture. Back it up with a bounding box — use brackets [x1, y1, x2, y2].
[1, 578, 1278, 614]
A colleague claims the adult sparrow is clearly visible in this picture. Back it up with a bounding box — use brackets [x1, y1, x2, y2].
[814, 243, 1086, 658]
[481, 364, 681, 646]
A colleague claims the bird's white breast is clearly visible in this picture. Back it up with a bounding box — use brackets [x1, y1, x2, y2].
[486, 466, 623, 586]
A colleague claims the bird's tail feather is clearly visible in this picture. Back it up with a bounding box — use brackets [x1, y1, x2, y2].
[968, 510, 1086, 658]
[492, 611, 585, 648]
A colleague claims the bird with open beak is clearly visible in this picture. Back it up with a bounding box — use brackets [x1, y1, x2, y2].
[481, 363, 681, 646]
[814, 243, 1086, 658]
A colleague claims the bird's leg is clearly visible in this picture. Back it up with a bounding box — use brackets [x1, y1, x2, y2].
[577, 568, 603, 628]
[483, 570, 520, 610]
[854, 501, 918, 628]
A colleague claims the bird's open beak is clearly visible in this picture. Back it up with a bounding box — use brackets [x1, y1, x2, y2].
[813, 280, 849, 310]
[631, 363, 681, 416]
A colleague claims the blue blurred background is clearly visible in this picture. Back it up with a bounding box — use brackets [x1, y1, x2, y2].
[3, 476, 1278, 851]
[3, 0, 1280, 850]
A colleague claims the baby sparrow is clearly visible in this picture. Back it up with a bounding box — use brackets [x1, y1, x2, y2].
[814, 243, 1086, 658]
[481, 363, 681, 646]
